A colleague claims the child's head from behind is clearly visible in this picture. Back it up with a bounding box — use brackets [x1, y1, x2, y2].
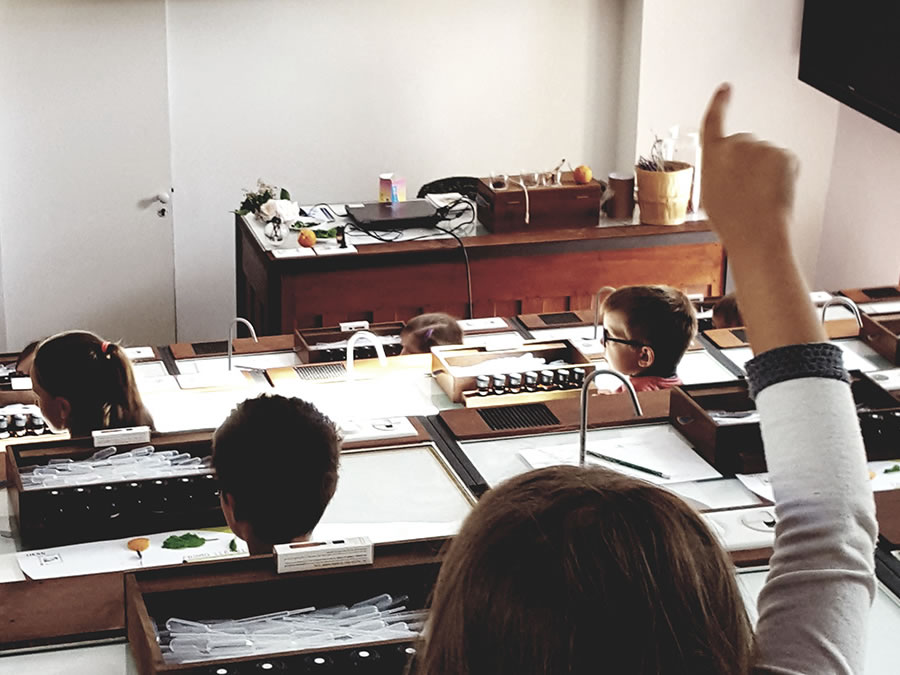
[602, 285, 697, 376]
[419, 466, 752, 675]
[712, 293, 743, 329]
[400, 312, 463, 354]
[212, 394, 341, 554]
[15, 339, 43, 376]
[32, 331, 150, 436]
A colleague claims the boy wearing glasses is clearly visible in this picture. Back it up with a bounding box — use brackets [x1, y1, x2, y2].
[601, 285, 697, 392]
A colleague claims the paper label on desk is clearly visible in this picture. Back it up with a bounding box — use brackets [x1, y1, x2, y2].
[809, 291, 834, 305]
[10, 376, 32, 390]
[518, 433, 721, 485]
[124, 346, 155, 360]
[272, 247, 316, 258]
[458, 317, 508, 331]
[314, 243, 357, 256]
[16, 529, 247, 580]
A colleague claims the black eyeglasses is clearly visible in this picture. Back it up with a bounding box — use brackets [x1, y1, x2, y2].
[601, 332, 647, 349]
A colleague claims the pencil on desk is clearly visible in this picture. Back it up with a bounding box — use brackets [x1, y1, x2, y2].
[585, 449, 671, 480]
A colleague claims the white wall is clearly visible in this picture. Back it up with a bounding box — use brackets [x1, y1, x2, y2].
[167, 0, 625, 341]
[633, 0, 840, 281]
[815, 106, 900, 289]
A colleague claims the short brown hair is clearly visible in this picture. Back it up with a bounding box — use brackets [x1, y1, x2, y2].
[416, 466, 752, 675]
[401, 313, 463, 354]
[213, 395, 341, 546]
[603, 285, 697, 374]
[712, 293, 743, 329]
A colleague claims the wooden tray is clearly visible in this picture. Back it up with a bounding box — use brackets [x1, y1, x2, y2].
[669, 374, 900, 474]
[294, 322, 405, 364]
[431, 340, 593, 403]
[127, 539, 446, 675]
[861, 312, 900, 366]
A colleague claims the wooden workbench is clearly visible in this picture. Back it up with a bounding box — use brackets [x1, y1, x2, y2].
[235, 215, 726, 335]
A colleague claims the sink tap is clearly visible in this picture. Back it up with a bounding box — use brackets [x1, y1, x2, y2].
[592, 286, 615, 341]
[228, 317, 259, 371]
[346, 331, 388, 377]
[821, 296, 862, 328]
[580, 369, 643, 467]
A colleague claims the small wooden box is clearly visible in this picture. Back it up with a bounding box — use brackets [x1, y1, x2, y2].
[669, 374, 900, 474]
[126, 539, 446, 675]
[840, 285, 900, 306]
[431, 340, 593, 403]
[6, 430, 224, 549]
[294, 322, 405, 364]
[861, 313, 900, 366]
[475, 171, 605, 233]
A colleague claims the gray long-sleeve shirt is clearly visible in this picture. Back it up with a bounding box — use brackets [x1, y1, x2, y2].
[746, 344, 878, 674]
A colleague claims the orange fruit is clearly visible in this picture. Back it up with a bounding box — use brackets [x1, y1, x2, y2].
[573, 165, 593, 184]
[297, 228, 317, 248]
[127, 537, 150, 553]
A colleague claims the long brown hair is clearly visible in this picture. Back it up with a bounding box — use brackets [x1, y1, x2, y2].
[401, 313, 463, 354]
[32, 331, 154, 436]
[415, 466, 752, 675]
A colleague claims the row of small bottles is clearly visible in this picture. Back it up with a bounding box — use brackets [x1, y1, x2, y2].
[475, 367, 587, 396]
[0, 413, 47, 438]
[203, 644, 417, 674]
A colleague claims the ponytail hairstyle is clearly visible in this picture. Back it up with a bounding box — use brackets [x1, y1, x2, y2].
[32, 331, 154, 436]
[401, 313, 464, 354]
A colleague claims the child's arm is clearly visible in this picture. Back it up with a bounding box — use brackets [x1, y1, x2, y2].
[701, 85, 876, 674]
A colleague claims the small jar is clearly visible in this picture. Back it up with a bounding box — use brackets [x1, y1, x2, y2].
[491, 374, 507, 395]
[524, 371, 539, 392]
[555, 368, 571, 388]
[571, 367, 586, 388]
[508, 373, 523, 394]
[539, 370, 555, 390]
[475, 375, 491, 396]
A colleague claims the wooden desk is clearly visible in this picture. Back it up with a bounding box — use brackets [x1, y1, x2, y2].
[235, 215, 726, 335]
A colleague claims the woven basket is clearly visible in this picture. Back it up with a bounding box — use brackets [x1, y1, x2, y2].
[635, 160, 694, 225]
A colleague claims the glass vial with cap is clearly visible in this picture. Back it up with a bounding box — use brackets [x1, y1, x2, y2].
[524, 371, 539, 392]
[555, 368, 571, 389]
[539, 370, 555, 390]
[571, 367, 586, 388]
[508, 373, 523, 394]
[475, 375, 491, 396]
[12, 413, 27, 437]
[491, 374, 507, 395]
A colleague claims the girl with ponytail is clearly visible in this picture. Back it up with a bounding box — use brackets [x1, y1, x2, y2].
[31, 331, 154, 436]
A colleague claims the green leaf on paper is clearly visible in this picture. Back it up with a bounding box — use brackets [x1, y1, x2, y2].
[229, 537, 238, 552]
[162, 533, 214, 550]
[884, 464, 900, 474]
[280, 188, 291, 200]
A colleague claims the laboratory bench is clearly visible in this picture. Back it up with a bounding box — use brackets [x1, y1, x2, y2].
[2, 303, 900, 671]
[235, 212, 726, 335]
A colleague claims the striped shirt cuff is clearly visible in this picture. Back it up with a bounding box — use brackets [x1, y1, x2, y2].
[745, 343, 849, 400]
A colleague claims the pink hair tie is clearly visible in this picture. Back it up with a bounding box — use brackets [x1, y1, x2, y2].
[101, 341, 110, 354]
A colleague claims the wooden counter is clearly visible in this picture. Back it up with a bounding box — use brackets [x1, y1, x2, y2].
[236, 215, 726, 335]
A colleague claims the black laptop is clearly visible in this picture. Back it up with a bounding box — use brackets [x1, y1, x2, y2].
[346, 200, 439, 230]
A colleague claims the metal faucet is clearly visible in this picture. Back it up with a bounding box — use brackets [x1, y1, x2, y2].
[593, 287, 609, 341]
[346, 331, 388, 377]
[820, 296, 862, 328]
[227, 317, 259, 371]
[580, 369, 643, 467]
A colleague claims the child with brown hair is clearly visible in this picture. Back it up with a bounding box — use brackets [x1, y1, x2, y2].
[712, 292, 743, 328]
[415, 84, 876, 675]
[400, 312, 463, 354]
[212, 394, 341, 555]
[31, 331, 154, 436]
[600, 284, 697, 391]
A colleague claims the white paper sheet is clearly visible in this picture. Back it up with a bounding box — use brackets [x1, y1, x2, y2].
[869, 369, 900, 391]
[271, 247, 316, 258]
[124, 346, 155, 360]
[16, 528, 247, 580]
[518, 425, 721, 485]
[737, 459, 900, 502]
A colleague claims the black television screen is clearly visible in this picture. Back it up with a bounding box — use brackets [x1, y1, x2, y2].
[799, 1, 900, 133]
